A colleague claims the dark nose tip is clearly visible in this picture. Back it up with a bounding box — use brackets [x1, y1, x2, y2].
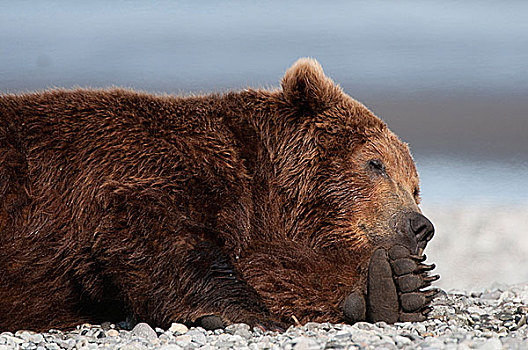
[408, 212, 435, 247]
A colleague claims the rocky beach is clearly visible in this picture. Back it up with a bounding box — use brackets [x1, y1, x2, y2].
[1, 283, 527, 349]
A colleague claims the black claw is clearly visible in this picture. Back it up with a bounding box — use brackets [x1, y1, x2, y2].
[253, 319, 286, 333]
[410, 254, 427, 262]
[273, 326, 286, 333]
[424, 288, 442, 302]
[421, 306, 433, 315]
[424, 274, 440, 283]
[416, 263, 436, 273]
[254, 323, 267, 332]
[424, 288, 440, 296]
[421, 281, 432, 289]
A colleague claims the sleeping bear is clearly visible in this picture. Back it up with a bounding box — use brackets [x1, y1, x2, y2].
[0, 58, 437, 331]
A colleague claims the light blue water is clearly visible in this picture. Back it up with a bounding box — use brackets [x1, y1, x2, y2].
[417, 156, 528, 204]
[1, 1, 527, 95]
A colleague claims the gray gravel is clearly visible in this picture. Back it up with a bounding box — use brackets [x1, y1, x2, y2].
[2, 284, 527, 350]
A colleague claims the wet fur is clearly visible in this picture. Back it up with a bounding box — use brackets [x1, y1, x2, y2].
[0, 59, 420, 331]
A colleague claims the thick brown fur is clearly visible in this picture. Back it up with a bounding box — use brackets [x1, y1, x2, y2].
[0, 58, 424, 331]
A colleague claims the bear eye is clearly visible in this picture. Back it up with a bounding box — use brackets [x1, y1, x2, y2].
[366, 159, 386, 176]
[413, 187, 420, 200]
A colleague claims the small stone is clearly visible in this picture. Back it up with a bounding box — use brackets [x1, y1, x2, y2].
[353, 322, 376, 330]
[517, 314, 527, 327]
[168, 323, 189, 334]
[44, 344, 60, 350]
[131, 322, 158, 340]
[422, 337, 443, 348]
[75, 338, 89, 349]
[334, 330, 351, 340]
[175, 334, 192, 347]
[232, 324, 252, 339]
[120, 343, 148, 350]
[470, 313, 481, 321]
[292, 336, 318, 350]
[498, 312, 513, 321]
[215, 340, 236, 348]
[374, 321, 388, 328]
[187, 329, 207, 345]
[28, 334, 44, 343]
[57, 338, 75, 349]
[414, 324, 426, 334]
[159, 345, 183, 350]
[2, 335, 23, 345]
[106, 329, 119, 337]
[394, 335, 411, 346]
[303, 323, 320, 332]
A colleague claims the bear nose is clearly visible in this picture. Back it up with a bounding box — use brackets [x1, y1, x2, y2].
[407, 212, 435, 249]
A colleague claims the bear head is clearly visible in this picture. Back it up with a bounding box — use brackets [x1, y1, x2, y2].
[275, 58, 433, 255]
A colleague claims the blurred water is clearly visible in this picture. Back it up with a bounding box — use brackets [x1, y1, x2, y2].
[1, 1, 527, 95]
[417, 156, 528, 205]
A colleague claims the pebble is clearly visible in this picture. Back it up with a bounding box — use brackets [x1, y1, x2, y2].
[1, 284, 528, 349]
[168, 323, 188, 334]
[159, 345, 183, 350]
[292, 336, 319, 350]
[174, 334, 192, 347]
[187, 329, 207, 345]
[105, 329, 119, 337]
[131, 323, 158, 340]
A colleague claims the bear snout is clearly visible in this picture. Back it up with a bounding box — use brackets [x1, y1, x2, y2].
[385, 211, 435, 254]
[407, 212, 435, 253]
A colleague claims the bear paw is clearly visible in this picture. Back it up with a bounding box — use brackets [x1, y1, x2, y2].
[343, 245, 439, 324]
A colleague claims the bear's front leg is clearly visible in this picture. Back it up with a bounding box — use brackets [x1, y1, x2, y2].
[175, 241, 286, 331]
[93, 226, 284, 331]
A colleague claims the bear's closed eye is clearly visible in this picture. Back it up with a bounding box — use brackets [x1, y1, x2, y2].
[367, 159, 386, 176]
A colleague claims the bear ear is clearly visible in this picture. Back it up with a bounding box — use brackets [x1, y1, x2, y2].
[281, 58, 342, 112]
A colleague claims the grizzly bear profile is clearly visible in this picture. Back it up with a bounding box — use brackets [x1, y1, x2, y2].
[0, 58, 437, 332]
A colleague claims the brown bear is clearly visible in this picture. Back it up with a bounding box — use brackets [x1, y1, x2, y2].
[0, 58, 437, 332]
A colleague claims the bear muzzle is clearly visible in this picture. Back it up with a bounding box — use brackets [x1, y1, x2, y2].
[383, 211, 435, 255]
[407, 211, 435, 255]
